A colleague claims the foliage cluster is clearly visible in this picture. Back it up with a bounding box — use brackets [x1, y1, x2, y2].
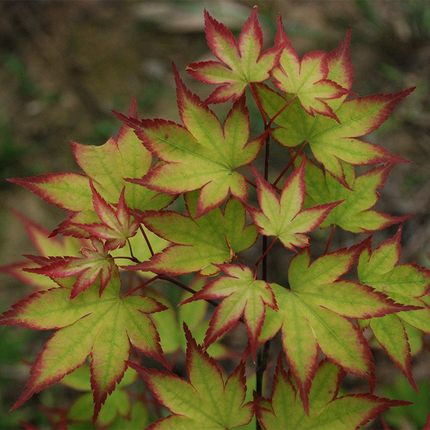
[2, 7, 429, 429]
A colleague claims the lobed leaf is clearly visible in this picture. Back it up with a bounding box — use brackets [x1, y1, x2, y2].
[131, 327, 253, 429]
[130, 195, 257, 276]
[187, 7, 279, 103]
[260, 247, 406, 410]
[0, 273, 166, 419]
[358, 228, 430, 386]
[258, 361, 408, 429]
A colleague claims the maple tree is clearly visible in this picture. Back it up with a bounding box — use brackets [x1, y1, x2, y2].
[1, 6, 429, 430]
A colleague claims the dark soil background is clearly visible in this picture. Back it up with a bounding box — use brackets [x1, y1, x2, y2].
[0, 1, 429, 429]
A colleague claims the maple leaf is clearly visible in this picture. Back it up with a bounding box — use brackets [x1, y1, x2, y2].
[0, 210, 83, 290]
[303, 160, 407, 233]
[271, 18, 348, 120]
[130, 70, 262, 216]
[259, 246, 406, 410]
[9, 118, 172, 213]
[257, 360, 408, 430]
[187, 7, 279, 104]
[254, 83, 413, 181]
[130, 326, 253, 429]
[357, 227, 430, 387]
[0, 272, 166, 419]
[250, 161, 339, 249]
[27, 239, 115, 298]
[69, 182, 141, 250]
[72, 113, 173, 211]
[183, 264, 277, 358]
[131, 194, 257, 276]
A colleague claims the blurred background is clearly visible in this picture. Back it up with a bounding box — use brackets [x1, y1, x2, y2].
[0, 0, 429, 429]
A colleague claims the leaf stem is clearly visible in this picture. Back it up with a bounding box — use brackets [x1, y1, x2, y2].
[127, 238, 138, 262]
[140, 226, 155, 256]
[113, 255, 140, 263]
[272, 145, 303, 187]
[254, 238, 277, 277]
[158, 274, 218, 307]
[256, 132, 271, 428]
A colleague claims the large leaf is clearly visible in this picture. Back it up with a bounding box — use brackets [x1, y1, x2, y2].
[271, 19, 347, 120]
[184, 264, 277, 358]
[187, 8, 279, 103]
[255, 83, 412, 181]
[260, 247, 405, 410]
[303, 160, 406, 233]
[0, 273, 166, 419]
[358, 228, 430, 387]
[132, 195, 257, 275]
[132, 71, 261, 215]
[131, 327, 253, 429]
[258, 361, 407, 430]
[250, 161, 338, 249]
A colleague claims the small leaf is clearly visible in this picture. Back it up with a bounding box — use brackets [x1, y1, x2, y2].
[184, 264, 277, 358]
[187, 7, 279, 103]
[250, 161, 339, 249]
[27, 239, 115, 298]
[272, 19, 348, 120]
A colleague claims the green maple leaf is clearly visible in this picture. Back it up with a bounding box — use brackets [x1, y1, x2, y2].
[254, 82, 412, 181]
[130, 327, 253, 429]
[357, 228, 430, 387]
[187, 7, 279, 103]
[10, 121, 172, 213]
[250, 161, 339, 249]
[303, 160, 406, 232]
[184, 264, 277, 358]
[0, 272, 166, 419]
[258, 361, 407, 430]
[271, 19, 348, 120]
[132, 194, 257, 275]
[131, 69, 262, 216]
[260, 247, 405, 410]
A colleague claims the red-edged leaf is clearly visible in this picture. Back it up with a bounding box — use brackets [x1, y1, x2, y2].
[187, 7, 279, 103]
[272, 18, 348, 120]
[259, 246, 407, 410]
[250, 160, 339, 249]
[130, 326, 253, 429]
[27, 239, 115, 298]
[184, 264, 277, 359]
[129, 195, 256, 276]
[358, 228, 430, 387]
[0, 273, 166, 419]
[257, 360, 409, 429]
[133, 71, 261, 215]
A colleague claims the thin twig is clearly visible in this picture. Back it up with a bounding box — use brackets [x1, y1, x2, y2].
[272, 146, 304, 187]
[254, 238, 277, 277]
[126, 275, 159, 296]
[127, 238, 138, 261]
[113, 255, 139, 263]
[140, 226, 155, 256]
[158, 274, 218, 307]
